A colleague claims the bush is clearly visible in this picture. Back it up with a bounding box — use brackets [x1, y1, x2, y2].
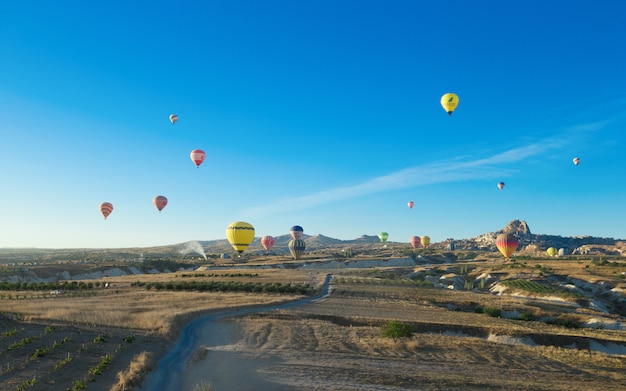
[380, 321, 415, 342]
[482, 306, 501, 318]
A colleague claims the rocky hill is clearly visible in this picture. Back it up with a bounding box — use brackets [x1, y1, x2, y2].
[454, 219, 625, 256]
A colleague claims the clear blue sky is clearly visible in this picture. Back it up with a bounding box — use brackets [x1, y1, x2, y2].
[2, 1, 626, 248]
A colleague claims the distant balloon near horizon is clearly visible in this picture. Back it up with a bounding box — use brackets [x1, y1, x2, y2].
[152, 195, 168, 212]
[420, 235, 430, 248]
[226, 221, 255, 254]
[99, 202, 113, 220]
[190, 149, 206, 168]
[573, 157, 580, 166]
[378, 232, 389, 243]
[547, 247, 557, 257]
[290, 225, 304, 240]
[440, 93, 459, 116]
[261, 235, 275, 251]
[497, 182, 505, 191]
[407, 201, 414, 209]
[410, 236, 421, 249]
[495, 233, 519, 259]
[169, 114, 178, 124]
[288, 238, 306, 260]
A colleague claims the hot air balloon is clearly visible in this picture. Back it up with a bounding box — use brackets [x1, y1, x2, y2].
[261, 235, 275, 251]
[410, 236, 421, 249]
[407, 201, 414, 209]
[440, 93, 459, 116]
[169, 114, 178, 124]
[546, 247, 557, 257]
[447, 242, 456, 251]
[190, 149, 206, 168]
[152, 195, 168, 212]
[290, 225, 304, 240]
[420, 235, 430, 248]
[558, 248, 568, 256]
[226, 221, 255, 254]
[99, 202, 113, 220]
[378, 232, 389, 243]
[495, 233, 518, 259]
[288, 238, 306, 260]
[573, 157, 580, 166]
[497, 182, 505, 191]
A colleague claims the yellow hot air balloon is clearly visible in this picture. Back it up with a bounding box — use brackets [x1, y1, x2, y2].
[225, 221, 255, 254]
[440, 93, 459, 116]
[420, 235, 431, 248]
[546, 247, 557, 257]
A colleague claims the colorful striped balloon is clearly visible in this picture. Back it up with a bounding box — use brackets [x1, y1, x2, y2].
[99, 202, 113, 220]
[288, 238, 306, 260]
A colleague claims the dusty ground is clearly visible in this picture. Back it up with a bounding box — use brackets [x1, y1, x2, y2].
[3, 261, 626, 390]
[178, 294, 626, 391]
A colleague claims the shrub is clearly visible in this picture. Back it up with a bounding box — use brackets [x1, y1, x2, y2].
[482, 306, 501, 318]
[380, 321, 415, 342]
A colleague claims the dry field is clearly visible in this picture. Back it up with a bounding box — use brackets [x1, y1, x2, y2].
[2, 258, 626, 390]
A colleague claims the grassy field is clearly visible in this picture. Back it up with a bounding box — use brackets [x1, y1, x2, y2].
[1, 256, 626, 390]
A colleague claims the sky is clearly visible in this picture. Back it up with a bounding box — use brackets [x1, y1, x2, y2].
[1, 1, 626, 249]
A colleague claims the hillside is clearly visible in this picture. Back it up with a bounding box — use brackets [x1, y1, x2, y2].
[1, 220, 624, 265]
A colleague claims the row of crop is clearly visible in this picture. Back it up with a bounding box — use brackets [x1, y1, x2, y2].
[178, 272, 260, 278]
[0, 281, 102, 291]
[501, 279, 580, 297]
[144, 280, 314, 294]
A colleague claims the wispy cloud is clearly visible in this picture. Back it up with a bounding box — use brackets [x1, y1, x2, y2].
[241, 122, 607, 218]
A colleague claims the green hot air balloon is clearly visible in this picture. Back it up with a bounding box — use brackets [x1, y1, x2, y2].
[378, 232, 389, 243]
[288, 238, 306, 260]
[226, 221, 255, 254]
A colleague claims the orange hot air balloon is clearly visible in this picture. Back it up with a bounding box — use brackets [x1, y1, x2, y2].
[497, 182, 505, 191]
[261, 235, 275, 251]
[190, 149, 206, 168]
[410, 236, 421, 249]
[495, 233, 518, 259]
[169, 114, 178, 124]
[99, 202, 113, 220]
[407, 201, 414, 209]
[153, 195, 168, 212]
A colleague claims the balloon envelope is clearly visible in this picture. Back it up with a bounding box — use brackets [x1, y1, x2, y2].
[496, 233, 518, 259]
[573, 157, 580, 166]
[290, 225, 304, 240]
[190, 149, 206, 167]
[99, 202, 113, 219]
[410, 236, 421, 249]
[420, 235, 431, 247]
[261, 235, 275, 251]
[288, 238, 306, 260]
[497, 182, 505, 190]
[152, 196, 168, 212]
[447, 242, 456, 251]
[440, 93, 459, 115]
[407, 201, 414, 209]
[378, 232, 389, 243]
[226, 221, 255, 253]
[169, 114, 178, 124]
[547, 247, 557, 257]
